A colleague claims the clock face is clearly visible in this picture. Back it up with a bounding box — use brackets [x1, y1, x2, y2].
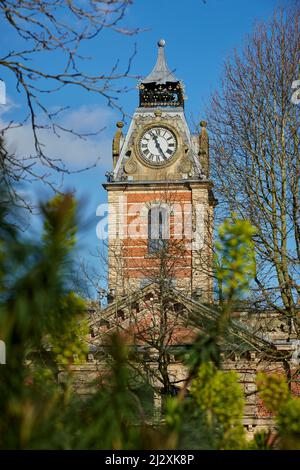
[139, 127, 177, 165]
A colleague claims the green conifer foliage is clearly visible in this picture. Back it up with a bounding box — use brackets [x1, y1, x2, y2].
[257, 373, 300, 449]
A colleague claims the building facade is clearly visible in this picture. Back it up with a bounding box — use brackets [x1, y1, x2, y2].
[62, 40, 299, 441]
[104, 40, 216, 301]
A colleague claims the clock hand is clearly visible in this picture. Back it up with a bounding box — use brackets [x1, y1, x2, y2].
[150, 132, 166, 159]
[155, 141, 166, 160]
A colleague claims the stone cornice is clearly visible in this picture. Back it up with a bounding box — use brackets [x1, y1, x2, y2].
[103, 179, 214, 191]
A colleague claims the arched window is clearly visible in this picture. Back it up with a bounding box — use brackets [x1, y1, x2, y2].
[148, 206, 169, 253]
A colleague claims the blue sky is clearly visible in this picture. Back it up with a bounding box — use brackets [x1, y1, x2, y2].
[0, 0, 291, 295]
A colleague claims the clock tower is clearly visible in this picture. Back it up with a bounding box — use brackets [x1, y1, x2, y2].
[104, 40, 216, 302]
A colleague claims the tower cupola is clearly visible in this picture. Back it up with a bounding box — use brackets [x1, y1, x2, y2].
[138, 40, 184, 108]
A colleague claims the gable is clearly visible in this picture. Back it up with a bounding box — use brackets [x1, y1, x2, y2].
[88, 284, 284, 362]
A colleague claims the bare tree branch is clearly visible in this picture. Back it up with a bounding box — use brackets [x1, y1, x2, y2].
[0, 1, 141, 206]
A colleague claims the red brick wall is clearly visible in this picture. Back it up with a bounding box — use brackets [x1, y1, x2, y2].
[122, 191, 192, 283]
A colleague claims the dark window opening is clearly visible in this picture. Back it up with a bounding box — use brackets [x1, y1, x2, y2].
[117, 309, 125, 320]
[148, 206, 169, 253]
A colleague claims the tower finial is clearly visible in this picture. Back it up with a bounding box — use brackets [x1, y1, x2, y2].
[141, 39, 178, 84]
[199, 120, 209, 177]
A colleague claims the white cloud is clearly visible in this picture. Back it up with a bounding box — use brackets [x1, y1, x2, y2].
[0, 104, 115, 169]
[62, 105, 113, 134]
[0, 95, 20, 116]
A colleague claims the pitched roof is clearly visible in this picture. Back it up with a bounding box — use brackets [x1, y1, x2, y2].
[141, 39, 179, 84]
[88, 283, 286, 360]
